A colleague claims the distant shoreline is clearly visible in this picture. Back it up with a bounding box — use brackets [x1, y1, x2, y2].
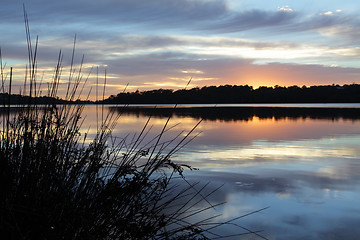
[105, 103, 360, 108]
[2, 84, 360, 105]
[101, 84, 360, 104]
[3, 103, 360, 108]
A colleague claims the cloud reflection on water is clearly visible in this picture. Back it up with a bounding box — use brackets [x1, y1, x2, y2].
[81, 105, 360, 239]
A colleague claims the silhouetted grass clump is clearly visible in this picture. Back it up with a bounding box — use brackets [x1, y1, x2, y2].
[0, 100, 208, 239]
[0, 9, 267, 240]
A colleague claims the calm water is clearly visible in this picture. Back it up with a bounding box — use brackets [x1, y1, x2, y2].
[83, 105, 360, 239]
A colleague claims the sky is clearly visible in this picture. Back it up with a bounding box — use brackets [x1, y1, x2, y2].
[0, 0, 360, 99]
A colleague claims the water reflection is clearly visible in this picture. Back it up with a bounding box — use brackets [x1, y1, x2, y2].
[110, 105, 360, 122]
[108, 106, 360, 239]
[112, 106, 359, 240]
[97, 106, 360, 239]
[6, 105, 360, 239]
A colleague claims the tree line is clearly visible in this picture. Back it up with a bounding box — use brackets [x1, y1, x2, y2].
[2, 84, 360, 104]
[102, 84, 360, 104]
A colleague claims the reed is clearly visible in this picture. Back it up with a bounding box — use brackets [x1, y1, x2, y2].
[0, 8, 267, 240]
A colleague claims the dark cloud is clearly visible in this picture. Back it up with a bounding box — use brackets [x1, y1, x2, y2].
[201, 9, 298, 33]
[278, 11, 360, 42]
[289, 12, 353, 31]
[2, 0, 357, 37]
[8, 0, 228, 28]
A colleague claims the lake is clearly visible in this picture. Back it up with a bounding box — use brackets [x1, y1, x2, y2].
[85, 104, 360, 239]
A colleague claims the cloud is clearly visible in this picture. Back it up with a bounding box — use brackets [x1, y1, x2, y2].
[0, 0, 323, 35]
[2, 0, 360, 42]
[96, 50, 360, 94]
[200, 9, 298, 33]
[6, 0, 228, 28]
[321, 11, 335, 16]
[279, 10, 360, 42]
[8, 47, 360, 96]
[3, 27, 360, 97]
[278, 6, 294, 12]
